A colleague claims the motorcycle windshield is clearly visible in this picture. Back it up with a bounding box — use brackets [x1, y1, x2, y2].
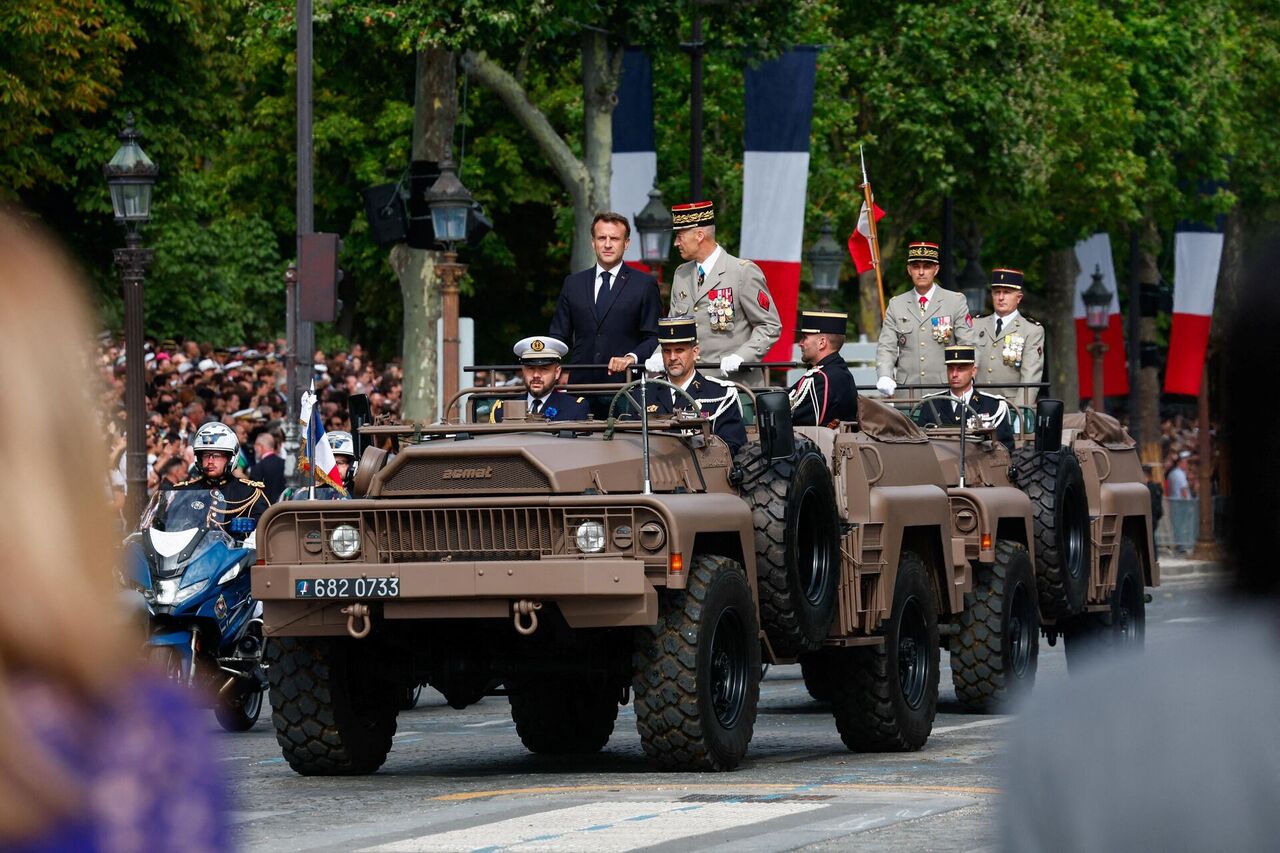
[142, 489, 230, 535]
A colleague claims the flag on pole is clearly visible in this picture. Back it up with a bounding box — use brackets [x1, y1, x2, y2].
[1165, 222, 1224, 396]
[847, 201, 886, 275]
[1072, 233, 1129, 399]
[739, 47, 820, 362]
[297, 380, 345, 493]
[610, 47, 657, 270]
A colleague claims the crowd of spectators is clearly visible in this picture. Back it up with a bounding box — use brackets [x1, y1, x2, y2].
[99, 334, 405, 523]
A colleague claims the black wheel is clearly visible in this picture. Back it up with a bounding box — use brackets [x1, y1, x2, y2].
[828, 550, 939, 751]
[266, 637, 400, 775]
[737, 438, 841, 657]
[215, 684, 264, 732]
[401, 683, 424, 711]
[950, 540, 1039, 712]
[1063, 537, 1146, 672]
[799, 650, 836, 703]
[633, 554, 761, 771]
[509, 679, 619, 754]
[1010, 447, 1091, 617]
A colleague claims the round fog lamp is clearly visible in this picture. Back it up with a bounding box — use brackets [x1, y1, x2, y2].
[329, 524, 361, 559]
[575, 521, 606, 553]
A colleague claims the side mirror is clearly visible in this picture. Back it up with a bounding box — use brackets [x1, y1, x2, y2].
[349, 393, 372, 458]
[229, 516, 257, 534]
[755, 391, 795, 461]
[1034, 399, 1064, 452]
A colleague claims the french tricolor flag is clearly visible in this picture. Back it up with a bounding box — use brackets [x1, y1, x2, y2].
[1073, 233, 1129, 400]
[610, 48, 656, 268]
[739, 47, 820, 362]
[298, 385, 346, 493]
[1165, 222, 1223, 396]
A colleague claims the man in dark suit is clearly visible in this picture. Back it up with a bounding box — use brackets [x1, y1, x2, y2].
[550, 211, 661, 417]
[788, 310, 858, 428]
[914, 345, 1014, 449]
[490, 336, 590, 423]
[248, 431, 286, 502]
[649, 316, 747, 453]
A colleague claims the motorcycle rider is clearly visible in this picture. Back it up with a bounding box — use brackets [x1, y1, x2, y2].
[174, 421, 270, 528]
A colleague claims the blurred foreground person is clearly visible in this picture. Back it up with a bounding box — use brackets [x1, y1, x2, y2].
[0, 210, 228, 851]
[1002, 245, 1280, 852]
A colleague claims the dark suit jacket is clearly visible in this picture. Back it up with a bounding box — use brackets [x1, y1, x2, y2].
[490, 390, 591, 423]
[914, 389, 1014, 449]
[248, 454, 286, 503]
[549, 264, 661, 386]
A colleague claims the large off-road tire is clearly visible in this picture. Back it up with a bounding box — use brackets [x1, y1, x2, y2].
[633, 554, 761, 771]
[1063, 537, 1146, 673]
[266, 637, 400, 775]
[799, 650, 836, 703]
[829, 550, 939, 751]
[509, 679, 619, 754]
[1010, 446, 1091, 618]
[737, 438, 841, 658]
[215, 684, 264, 732]
[950, 541, 1039, 713]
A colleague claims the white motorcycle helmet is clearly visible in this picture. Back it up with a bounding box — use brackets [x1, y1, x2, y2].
[327, 430, 355, 459]
[193, 421, 238, 455]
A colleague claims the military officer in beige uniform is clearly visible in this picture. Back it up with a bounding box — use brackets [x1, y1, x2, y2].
[875, 241, 976, 396]
[976, 267, 1044, 407]
[651, 200, 782, 388]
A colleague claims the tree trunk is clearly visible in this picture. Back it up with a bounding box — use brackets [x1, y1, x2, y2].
[1043, 247, 1079, 408]
[394, 48, 456, 423]
[1136, 215, 1161, 457]
[1210, 204, 1244, 501]
[462, 49, 595, 271]
[579, 31, 622, 269]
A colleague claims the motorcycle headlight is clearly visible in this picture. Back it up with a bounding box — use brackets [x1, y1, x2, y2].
[574, 521, 606, 554]
[157, 578, 208, 606]
[329, 524, 361, 559]
[173, 580, 208, 605]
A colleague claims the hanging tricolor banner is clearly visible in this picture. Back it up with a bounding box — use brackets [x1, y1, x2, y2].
[297, 384, 346, 493]
[739, 47, 820, 362]
[1073, 233, 1130, 399]
[1165, 221, 1223, 395]
[610, 47, 656, 268]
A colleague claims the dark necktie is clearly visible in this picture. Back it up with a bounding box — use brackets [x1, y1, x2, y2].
[530, 398, 543, 416]
[595, 270, 612, 317]
[995, 317, 1004, 338]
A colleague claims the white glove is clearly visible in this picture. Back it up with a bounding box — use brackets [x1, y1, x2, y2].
[719, 354, 745, 375]
[644, 350, 665, 374]
[876, 376, 897, 397]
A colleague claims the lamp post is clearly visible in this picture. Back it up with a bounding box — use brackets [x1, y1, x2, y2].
[1082, 265, 1113, 413]
[807, 217, 844, 310]
[103, 113, 158, 528]
[635, 187, 673, 300]
[424, 159, 473, 418]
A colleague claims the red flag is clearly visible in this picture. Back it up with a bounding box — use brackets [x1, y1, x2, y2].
[847, 201, 886, 275]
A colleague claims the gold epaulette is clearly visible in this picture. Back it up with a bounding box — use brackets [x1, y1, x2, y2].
[240, 479, 266, 488]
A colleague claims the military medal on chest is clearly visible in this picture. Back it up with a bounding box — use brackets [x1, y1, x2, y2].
[706, 287, 735, 332]
[1002, 333, 1026, 367]
[931, 315, 953, 343]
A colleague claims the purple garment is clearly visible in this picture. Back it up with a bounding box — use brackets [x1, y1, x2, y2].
[10, 675, 229, 852]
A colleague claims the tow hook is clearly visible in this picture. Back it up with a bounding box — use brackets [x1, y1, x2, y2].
[341, 603, 371, 639]
[512, 600, 542, 636]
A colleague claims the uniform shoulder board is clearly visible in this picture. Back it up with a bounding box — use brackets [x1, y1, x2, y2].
[574, 397, 585, 403]
[1024, 315, 1041, 326]
[704, 375, 737, 389]
[920, 389, 948, 399]
[242, 478, 266, 488]
[175, 477, 201, 487]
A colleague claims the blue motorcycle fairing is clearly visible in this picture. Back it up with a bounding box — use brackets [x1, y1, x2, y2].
[122, 538, 153, 591]
[147, 629, 196, 679]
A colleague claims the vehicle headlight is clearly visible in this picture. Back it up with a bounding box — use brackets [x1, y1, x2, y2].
[575, 521, 606, 554]
[159, 578, 208, 606]
[329, 524, 361, 559]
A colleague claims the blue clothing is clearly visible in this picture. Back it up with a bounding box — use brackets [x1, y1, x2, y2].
[12, 675, 229, 852]
[490, 389, 590, 423]
[549, 264, 661, 386]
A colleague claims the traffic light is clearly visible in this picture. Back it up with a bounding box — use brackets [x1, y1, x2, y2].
[299, 233, 343, 323]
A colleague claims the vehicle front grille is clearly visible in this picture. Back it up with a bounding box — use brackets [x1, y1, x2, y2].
[368, 507, 561, 563]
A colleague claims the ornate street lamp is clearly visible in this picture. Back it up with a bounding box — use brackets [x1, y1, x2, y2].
[634, 186, 673, 298]
[103, 113, 158, 527]
[1082, 265, 1113, 412]
[424, 159, 473, 418]
[807, 217, 844, 309]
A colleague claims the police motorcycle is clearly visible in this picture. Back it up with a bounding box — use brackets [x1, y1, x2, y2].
[121, 487, 266, 731]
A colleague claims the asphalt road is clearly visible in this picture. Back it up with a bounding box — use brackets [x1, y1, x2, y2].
[221, 572, 1221, 852]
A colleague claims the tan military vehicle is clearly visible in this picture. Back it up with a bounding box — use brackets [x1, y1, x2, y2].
[254, 381, 977, 774]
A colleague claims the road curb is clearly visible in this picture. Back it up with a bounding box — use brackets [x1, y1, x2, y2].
[1158, 557, 1221, 578]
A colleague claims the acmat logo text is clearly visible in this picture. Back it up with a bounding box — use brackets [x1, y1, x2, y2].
[442, 466, 494, 480]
